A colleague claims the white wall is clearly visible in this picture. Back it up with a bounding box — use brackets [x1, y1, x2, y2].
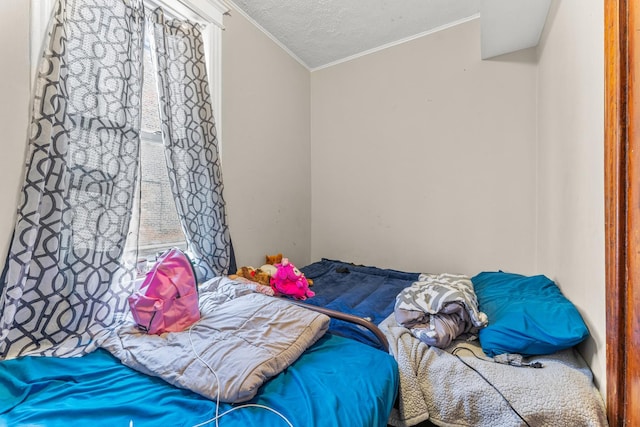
[310, 19, 539, 275]
[536, 0, 606, 393]
[221, 9, 312, 269]
[0, 0, 31, 261]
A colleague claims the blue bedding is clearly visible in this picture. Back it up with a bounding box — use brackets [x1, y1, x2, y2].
[0, 333, 398, 427]
[301, 259, 420, 349]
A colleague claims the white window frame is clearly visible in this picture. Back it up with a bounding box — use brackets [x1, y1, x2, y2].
[30, 0, 228, 142]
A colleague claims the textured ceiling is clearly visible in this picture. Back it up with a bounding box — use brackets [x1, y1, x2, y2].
[228, 0, 481, 70]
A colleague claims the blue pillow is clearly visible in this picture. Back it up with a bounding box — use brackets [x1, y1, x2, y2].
[471, 271, 589, 357]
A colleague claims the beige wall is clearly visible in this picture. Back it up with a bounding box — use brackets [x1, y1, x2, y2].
[221, 9, 312, 269]
[310, 19, 539, 275]
[0, 0, 31, 261]
[536, 0, 606, 392]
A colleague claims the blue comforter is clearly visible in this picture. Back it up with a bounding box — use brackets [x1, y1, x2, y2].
[0, 334, 398, 427]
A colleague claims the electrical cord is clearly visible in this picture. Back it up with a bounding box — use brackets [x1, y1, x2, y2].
[190, 404, 294, 427]
[494, 352, 543, 369]
[188, 323, 221, 427]
[128, 324, 294, 427]
[187, 323, 294, 427]
[451, 346, 532, 427]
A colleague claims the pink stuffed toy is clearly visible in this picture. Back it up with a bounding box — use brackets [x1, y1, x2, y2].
[270, 258, 315, 300]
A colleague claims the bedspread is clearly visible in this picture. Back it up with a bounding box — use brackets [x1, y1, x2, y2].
[380, 314, 608, 427]
[98, 277, 329, 403]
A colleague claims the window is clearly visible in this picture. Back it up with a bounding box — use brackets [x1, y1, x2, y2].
[30, 0, 228, 263]
[136, 39, 187, 259]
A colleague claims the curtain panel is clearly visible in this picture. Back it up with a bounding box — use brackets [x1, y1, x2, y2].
[0, 0, 145, 358]
[149, 8, 231, 281]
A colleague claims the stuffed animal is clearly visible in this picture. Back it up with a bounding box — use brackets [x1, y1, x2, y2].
[265, 253, 283, 265]
[230, 253, 314, 290]
[270, 258, 315, 300]
[259, 253, 282, 279]
[231, 254, 281, 285]
[228, 266, 275, 296]
[263, 253, 313, 286]
[231, 266, 272, 287]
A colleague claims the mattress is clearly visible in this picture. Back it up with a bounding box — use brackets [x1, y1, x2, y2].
[301, 258, 420, 349]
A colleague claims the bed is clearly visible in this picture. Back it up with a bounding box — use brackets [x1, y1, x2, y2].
[0, 277, 399, 427]
[300, 259, 609, 427]
[0, 258, 608, 427]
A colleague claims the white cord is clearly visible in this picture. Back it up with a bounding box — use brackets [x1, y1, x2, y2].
[187, 323, 294, 427]
[190, 404, 294, 427]
[188, 323, 222, 427]
[130, 323, 294, 427]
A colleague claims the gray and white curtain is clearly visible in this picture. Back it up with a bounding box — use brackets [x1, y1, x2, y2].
[0, 0, 230, 359]
[149, 9, 230, 281]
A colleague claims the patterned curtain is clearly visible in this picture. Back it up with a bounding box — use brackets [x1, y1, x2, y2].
[149, 8, 231, 281]
[0, 0, 145, 358]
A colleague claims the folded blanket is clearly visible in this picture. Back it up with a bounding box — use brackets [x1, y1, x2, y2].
[98, 277, 329, 403]
[394, 273, 488, 348]
[380, 314, 608, 427]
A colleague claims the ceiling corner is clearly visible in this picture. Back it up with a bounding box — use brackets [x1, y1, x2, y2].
[480, 0, 552, 60]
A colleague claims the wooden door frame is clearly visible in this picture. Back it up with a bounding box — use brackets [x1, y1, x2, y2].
[605, 0, 640, 425]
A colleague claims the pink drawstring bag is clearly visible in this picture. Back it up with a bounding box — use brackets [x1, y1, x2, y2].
[128, 248, 200, 334]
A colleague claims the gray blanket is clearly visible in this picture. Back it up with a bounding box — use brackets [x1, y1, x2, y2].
[380, 314, 608, 427]
[98, 277, 329, 403]
[394, 273, 488, 348]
